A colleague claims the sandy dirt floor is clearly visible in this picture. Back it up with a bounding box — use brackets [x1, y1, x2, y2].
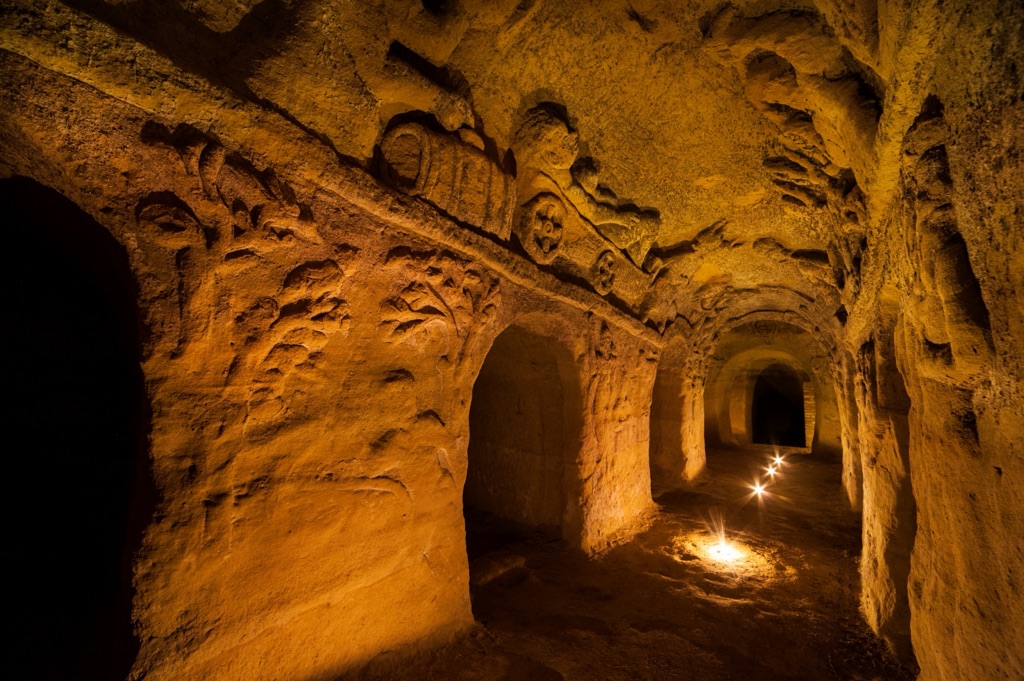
[355, 447, 916, 681]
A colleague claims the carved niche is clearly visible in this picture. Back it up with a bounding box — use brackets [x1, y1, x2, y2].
[379, 122, 516, 239]
[510, 105, 661, 309]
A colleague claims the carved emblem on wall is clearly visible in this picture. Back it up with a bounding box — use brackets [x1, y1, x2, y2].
[517, 193, 565, 264]
[379, 122, 515, 239]
[753, 319, 781, 344]
[591, 250, 617, 294]
[510, 105, 661, 308]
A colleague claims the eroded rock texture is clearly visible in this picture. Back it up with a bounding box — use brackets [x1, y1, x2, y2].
[0, 1, 1020, 680]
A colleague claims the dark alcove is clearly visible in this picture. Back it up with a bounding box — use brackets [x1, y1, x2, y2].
[1, 177, 152, 680]
[464, 325, 580, 565]
[751, 363, 806, 447]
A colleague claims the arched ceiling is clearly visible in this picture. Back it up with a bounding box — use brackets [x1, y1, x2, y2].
[56, 0, 941, 343]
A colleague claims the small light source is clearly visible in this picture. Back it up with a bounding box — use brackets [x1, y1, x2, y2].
[708, 537, 744, 563]
[767, 466, 777, 477]
[753, 483, 765, 496]
[773, 454, 784, 466]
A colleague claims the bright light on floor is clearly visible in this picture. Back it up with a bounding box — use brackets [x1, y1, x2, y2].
[707, 538, 744, 563]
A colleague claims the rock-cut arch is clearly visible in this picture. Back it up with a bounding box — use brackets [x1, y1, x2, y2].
[2, 177, 153, 680]
[464, 324, 583, 550]
[752, 362, 808, 447]
[705, 346, 841, 454]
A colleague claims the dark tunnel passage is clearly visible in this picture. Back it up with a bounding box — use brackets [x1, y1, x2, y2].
[1, 177, 153, 680]
[752, 363, 807, 447]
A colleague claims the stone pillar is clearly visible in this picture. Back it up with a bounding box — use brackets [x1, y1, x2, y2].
[803, 380, 816, 449]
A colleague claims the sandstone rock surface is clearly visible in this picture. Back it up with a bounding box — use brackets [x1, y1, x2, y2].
[0, 1, 1021, 680]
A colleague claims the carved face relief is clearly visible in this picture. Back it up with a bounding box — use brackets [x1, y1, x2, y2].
[518, 193, 566, 264]
[592, 250, 616, 294]
[514, 107, 579, 172]
[541, 128, 579, 170]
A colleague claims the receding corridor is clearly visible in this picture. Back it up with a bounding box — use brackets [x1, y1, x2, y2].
[359, 446, 912, 681]
[3, 2, 1021, 679]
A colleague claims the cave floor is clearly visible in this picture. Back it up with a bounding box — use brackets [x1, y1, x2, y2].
[355, 447, 915, 681]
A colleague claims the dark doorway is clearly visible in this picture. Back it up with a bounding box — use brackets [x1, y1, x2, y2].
[752, 363, 806, 447]
[1, 178, 152, 680]
[465, 326, 579, 565]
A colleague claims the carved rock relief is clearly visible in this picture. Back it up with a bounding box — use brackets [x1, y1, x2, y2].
[378, 247, 500, 358]
[704, 8, 881, 176]
[374, 106, 663, 314]
[901, 101, 994, 382]
[137, 122, 355, 430]
[374, 246, 501, 439]
[639, 220, 842, 345]
[510, 105, 661, 308]
[814, 0, 880, 64]
[702, 7, 877, 309]
[379, 121, 516, 239]
[582, 317, 660, 506]
[232, 256, 355, 428]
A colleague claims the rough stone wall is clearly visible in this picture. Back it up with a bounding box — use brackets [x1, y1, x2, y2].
[0, 48, 659, 680]
[1, 1, 1022, 680]
[649, 339, 708, 486]
[851, 325, 916, 667]
[835, 353, 864, 509]
[895, 91, 1024, 681]
[838, 5, 1024, 676]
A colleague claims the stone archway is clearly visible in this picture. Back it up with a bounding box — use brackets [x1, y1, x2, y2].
[649, 366, 685, 487]
[704, 333, 842, 458]
[464, 324, 582, 555]
[2, 177, 152, 680]
[752, 363, 808, 447]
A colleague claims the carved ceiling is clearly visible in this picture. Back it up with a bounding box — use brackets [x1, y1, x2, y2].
[12, 0, 946, 345]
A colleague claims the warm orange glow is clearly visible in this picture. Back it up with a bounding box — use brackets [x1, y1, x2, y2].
[708, 538, 744, 563]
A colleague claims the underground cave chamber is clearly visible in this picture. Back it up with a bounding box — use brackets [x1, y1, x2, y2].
[1, 1, 1021, 680]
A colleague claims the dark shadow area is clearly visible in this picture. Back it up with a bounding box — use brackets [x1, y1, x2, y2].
[464, 326, 582, 608]
[465, 326, 575, 542]
[752, 363, 806, 447]
[1, 178, 153, 681]
[464, 507, 530, 563]
[649, 367, 683, 488]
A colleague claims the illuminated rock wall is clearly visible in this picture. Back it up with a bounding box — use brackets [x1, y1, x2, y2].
[0, 48, 658, 681]
[1, 1, 1021, 680]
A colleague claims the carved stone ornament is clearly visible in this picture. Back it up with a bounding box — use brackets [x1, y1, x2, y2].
[515, 192, 566, 265]
[753, 319, 781, 344]
[511, 106, 659, 309]
[380, 122, 515, 239]
[591, 250, 616, 294]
